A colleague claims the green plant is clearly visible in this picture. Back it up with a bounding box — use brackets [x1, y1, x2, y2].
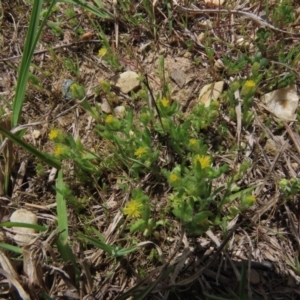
[47, 20, 63, 37]
[287, 253, 300, 276]
[272, 0, 295, 28]
[48, 128, 101, 181]
[279, 178, 300, 200]
[63, 57, 80, 77]
[79, 231, 138, 257]
[122, 189, 165, 237]
[76, 66, 256, 235]
[11, 0, 56, 127]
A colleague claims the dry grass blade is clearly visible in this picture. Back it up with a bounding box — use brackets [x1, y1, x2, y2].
[22, 241, 50, 293]
[0, 250, 18, 279]
[0, 268, 30, 300]
[0, 119, 15, 195]
[206, 229, 241, 281]
[174, 3, 300, 36]
[176, 220, 246, 287]
[113, 0, 119, 49]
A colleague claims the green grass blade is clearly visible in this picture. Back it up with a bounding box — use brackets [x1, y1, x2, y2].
[78, 233, 114, 254]
[226, 185, 257, 202]
[0, 242, 23, 254]
[12, 0, 43, 127]
[12, 0, 57, 127]
[56, 170, 77, 265]
[0, 222, 47, 232]
[0, 126, 61, 169]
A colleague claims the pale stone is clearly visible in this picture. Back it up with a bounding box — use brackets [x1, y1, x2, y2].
[111, 71, 140, 94]
[199, 81, 224, 107]
[261, 85, 298, 121]
[204, 0, 226, 7]
[32, 130, 41, 140]
[114, 105, 125, 118]
[170, 69, 186, 88]
[10, 209, 38, 246]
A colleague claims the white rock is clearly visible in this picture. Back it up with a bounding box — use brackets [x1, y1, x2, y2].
[199, 81, 224, 107]
[261, 84, 298, 121]
[10, 209, 38, 246]
[170, 69, 186, 88]
[204, 0, 226, 6]
[111, 71, 140, 94]
[32, 130, 41, 140]
[114, 105, 125, 118]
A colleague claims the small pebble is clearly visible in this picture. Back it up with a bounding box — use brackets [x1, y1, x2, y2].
[62, 79, 75, 100]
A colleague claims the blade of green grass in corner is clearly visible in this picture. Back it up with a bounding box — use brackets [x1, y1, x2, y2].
[0, 126, 61, 169]
[0, 243, 23, 255]
[78, 232, 138, 257]
[0, 222, 47, 232]
[12, 0, 57, 127]
[55, 170, 77, 266]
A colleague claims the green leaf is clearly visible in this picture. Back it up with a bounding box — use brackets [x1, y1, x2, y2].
[0, 222, 47, 232]
[225, 185, 257, 203]
[56, 170, 77, 266]
[78, 233, 114, 254]
[0, 126, 61, 169]
[115, 245, 137, 256]
[172, 198, 194, 223]
[12, 0, 57, 127]
[0, 242, 23, 254]
[130, 219, 146, 233]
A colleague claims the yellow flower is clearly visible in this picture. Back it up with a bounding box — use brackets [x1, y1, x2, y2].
[159, 98, 169, 107]
[242, 195, 256, 207]
[169, 173, 179, 183]
[189, 139, 197, 146]
[211, 101, 220, 109]
[244, 80, 256, 88]
[134, 147, 148, 158]
[141, 112, 149, 119]
[194, 155, 211, 168]
[123, 200, 142, 218]
[48, 129, 59, 140]
[105, 115, 114, 124]
[241, 80, 256, 95]
[98, 47, 107, 57]
[53, 144, 64, 156]
[70, 83, 77, 92]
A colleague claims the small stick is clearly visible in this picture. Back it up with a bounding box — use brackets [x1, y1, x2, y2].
[174, 4, 300, 37]
[0, 40, 101, 62]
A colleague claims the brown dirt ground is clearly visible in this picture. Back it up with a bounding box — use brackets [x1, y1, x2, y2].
[1, 0, 300, 299]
